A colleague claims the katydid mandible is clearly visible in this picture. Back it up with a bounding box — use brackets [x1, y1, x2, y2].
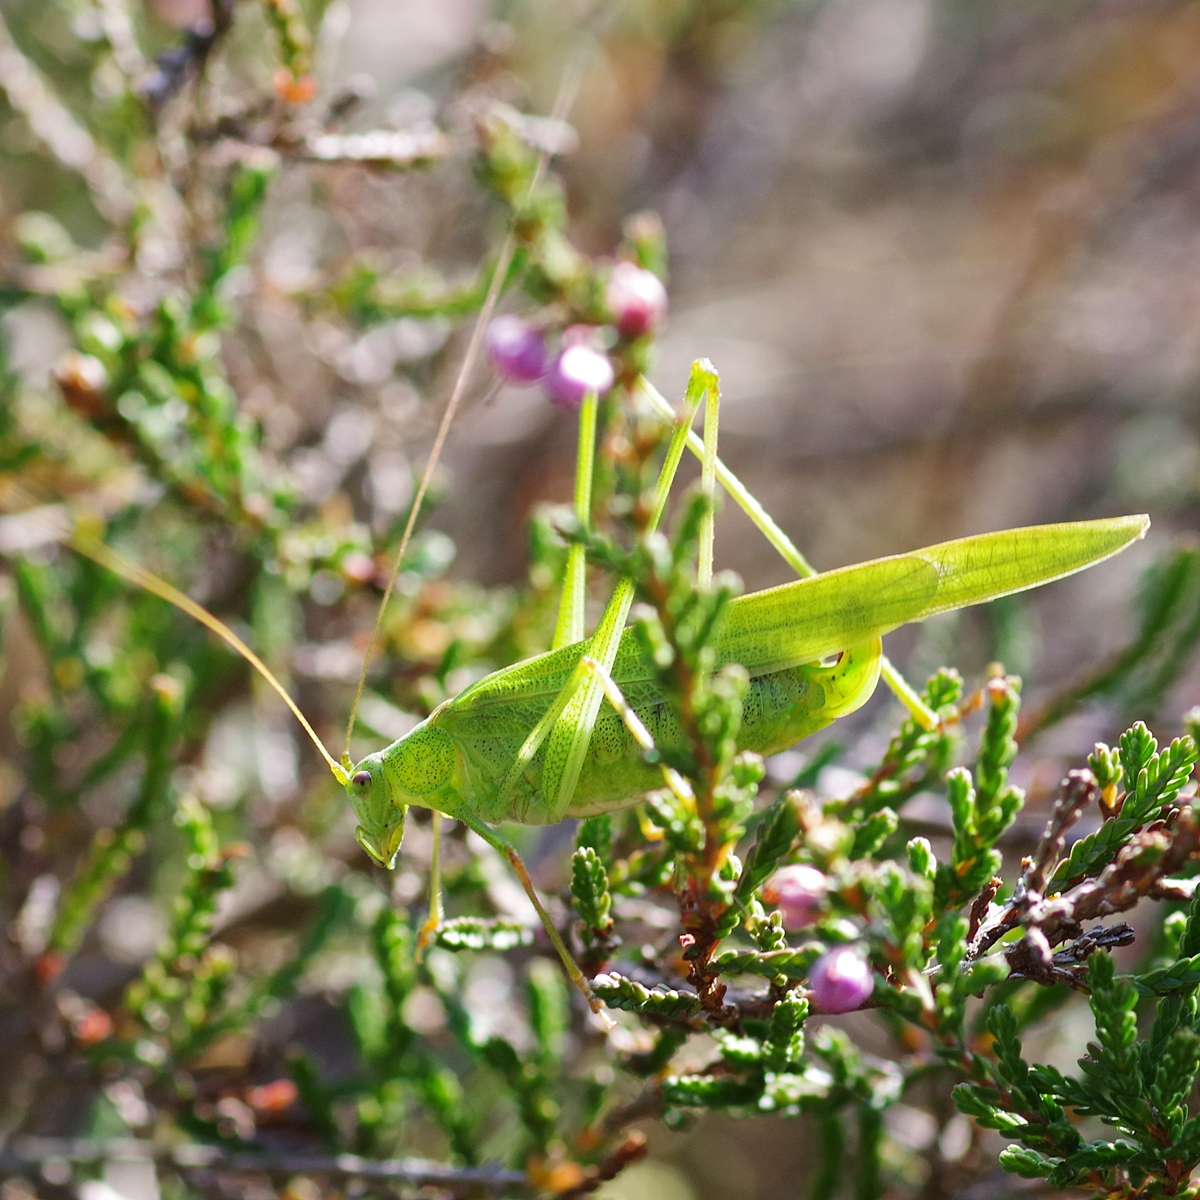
[62, 361, 1148, 1014]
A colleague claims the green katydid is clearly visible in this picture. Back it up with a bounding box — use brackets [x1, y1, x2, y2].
[62, 358, 1147, 1015]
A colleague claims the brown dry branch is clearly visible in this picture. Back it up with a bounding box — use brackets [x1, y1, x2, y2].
[966, 770, 1200, 988]
[1, 1139, 526, 1192]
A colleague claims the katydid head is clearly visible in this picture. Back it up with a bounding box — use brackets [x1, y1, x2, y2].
[346, 751, 407, 868]
[346, 722, 457, 868]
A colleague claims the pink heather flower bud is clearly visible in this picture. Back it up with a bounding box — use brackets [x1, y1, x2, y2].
[606, 261, 668, 338]
[808, 946, 873, 1014]
[763, 864, 827, 930]
[546, 343, 615, 409]
[485, 315, 548, 384]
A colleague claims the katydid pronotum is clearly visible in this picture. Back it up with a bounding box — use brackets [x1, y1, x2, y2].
[61, 359, 1148, 1015]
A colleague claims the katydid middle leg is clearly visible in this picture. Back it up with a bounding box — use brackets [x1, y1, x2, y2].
[553, 388, 598, 650]
[452, 805, 612, 1021]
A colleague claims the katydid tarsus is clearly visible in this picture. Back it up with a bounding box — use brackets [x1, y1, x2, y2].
[61, 358, 1148, 1016]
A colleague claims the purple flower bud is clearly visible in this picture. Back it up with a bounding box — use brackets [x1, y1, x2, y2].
[546, 343, 615, 409]
[808, 946, 873, 1014]
[486, 315, 548, 384]
[606, 261, 668, 338]
[763, 864, 827, 930]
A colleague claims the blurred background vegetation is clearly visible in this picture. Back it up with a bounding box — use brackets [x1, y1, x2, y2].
[1, 1, 1200, 1198]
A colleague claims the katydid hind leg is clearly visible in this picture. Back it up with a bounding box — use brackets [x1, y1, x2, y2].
[698, 359, 718, 589]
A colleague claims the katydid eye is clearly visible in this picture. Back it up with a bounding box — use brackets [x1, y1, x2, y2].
[353, 771, 372, 790]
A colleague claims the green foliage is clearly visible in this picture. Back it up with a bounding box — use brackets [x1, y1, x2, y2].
[571, 843, 617, 972]
[846, 667, 963, 818]
[851, 807, 899, 858]
[1052, 725, 1198, 885]
[434, 916, 535, 952]
[1086, 950, 1138, 1084]
[592, 973, 703, 1020]
[936, 675, 1024, 907]
[735, 790, 802, 900]
[712, 944, 824, 981]
[49, 674, 183, 954]
[120, 796, 242, 1065]
[1, 5, 1199, 1199]
[954, 948, 1200, 1194]
[1138, 892, 1200, 996]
